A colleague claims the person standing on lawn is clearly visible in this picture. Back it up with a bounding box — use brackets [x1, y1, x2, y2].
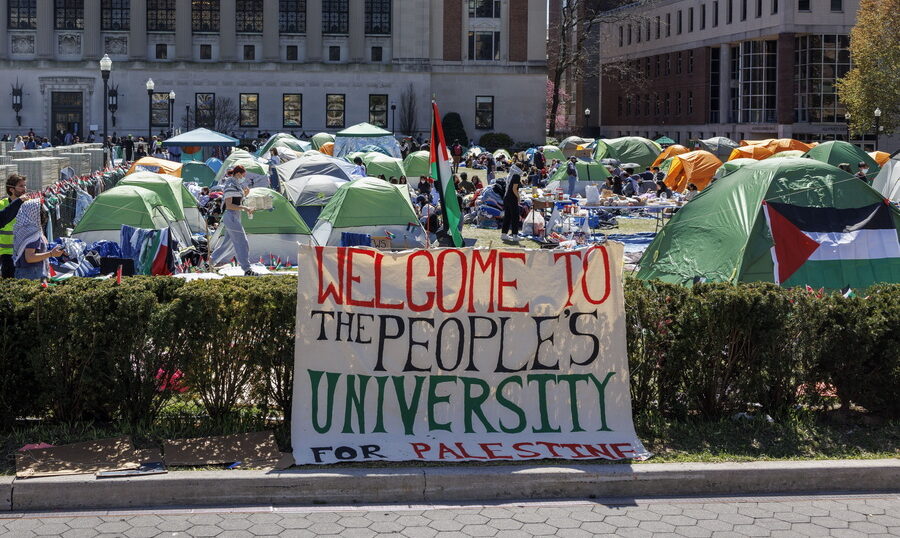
[0, 174, 28, 278]
[219, 165, 257, 276]
[501, 173, 522, 241]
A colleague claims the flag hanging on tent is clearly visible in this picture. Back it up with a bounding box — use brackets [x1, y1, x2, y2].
[762, 200, 900, 285]
[429, 101, 464, 247]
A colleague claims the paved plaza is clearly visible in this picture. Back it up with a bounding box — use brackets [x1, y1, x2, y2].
[0, 492, 897, 537]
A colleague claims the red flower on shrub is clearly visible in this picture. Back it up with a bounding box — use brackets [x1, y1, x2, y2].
[156, 368, 188, 393]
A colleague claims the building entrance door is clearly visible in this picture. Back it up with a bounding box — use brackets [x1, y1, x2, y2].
[51, 92, 84, 141]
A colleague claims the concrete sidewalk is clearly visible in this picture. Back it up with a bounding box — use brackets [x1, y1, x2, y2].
[3, 459, 898, 512]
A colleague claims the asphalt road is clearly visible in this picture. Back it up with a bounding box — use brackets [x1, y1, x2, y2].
[1, 492, 897, 537]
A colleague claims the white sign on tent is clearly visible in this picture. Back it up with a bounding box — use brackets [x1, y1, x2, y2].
[291, 244, 649, 464]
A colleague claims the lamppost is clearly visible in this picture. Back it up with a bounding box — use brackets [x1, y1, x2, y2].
[168, 90, 175, 137]
[108, 85, 118, 128]
[185, 105, 191, 131]
[99, 54, 112, 166]
[11, 81, 23, 127]
[845, 112, 851, 144]
[146, 78, 155, 145]
[874, 107, 882, 150]
[584, 108, 591, 138]
[390, 102, 397, 135]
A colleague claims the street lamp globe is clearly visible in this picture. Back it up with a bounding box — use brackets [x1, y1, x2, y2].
[169, 90, 176, 100]
[146, 78, 155, 92]
[99, 54, 112, 73]
[874, 108, 882, 117]
[585, 108, 591, 117]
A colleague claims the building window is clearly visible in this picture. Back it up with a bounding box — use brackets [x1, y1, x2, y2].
[688, 50, 694, 73]
[618, 26, 623, 47]
[101, 0, 129, 31]
[475, 96, 494, 130]
[677, 11, 682, 34]
[200, 44, 212, 59]
[756, 0, 762, 17]
[654, 94, 661, 115]
[627, 24, 632, 44]
[738, 39, 777, 123]
[741, 0, 747, 19]
[371, 46, 383, 62]
[148, 0, 176, 31]
[645, 57, 651, 77]
[239, 93, 259, 127]
[713, 1, 718, 26]
[655, 55, 660, 77]
[192, 0, 220, 32]
[645, 20, 650, 41]
[328, 45, 340, 61]
[798, 0, 809, 10]
[727, 0, 732, 23]
[243, 44, 255, 60]
[326, 94, 345, 128]
[283, 94, 302, 127]
[675, 92, 682, 114]
[636, 23, 641, 43]
[794, 34, 851, 124]
[280, 0, 306, 33]
[709, 47, 721, 122]
[155, 44, 168, 59]
[468, 0, 500, 18]
[665, 54, 671, 75]
[830, 0, 841, 10]
[237, 0, 263, 32]
[195, 93, 216, 129]
[676, 52, 683, 73]
[365, 0, 390, 34]
[9, 0, 37, 30]
[286, 45, 298, 60]
[688, 91, 694, 115]
[655, 16, 660, 38]
[688, 7, 694, 31]
[368, 94, 388, 127]
[323, 0, 349, 34]
[151, 92, 171, 127]
[468, 31, 500, 61]
[772, 0, 778, 14]
[665, 93, 671, 115]
[701, 4, 706, 29]
[644, 95, 650, 116]
[617, 96, 623, 117]
[666, 13, 671, 36]
[55, 0, 84, 30]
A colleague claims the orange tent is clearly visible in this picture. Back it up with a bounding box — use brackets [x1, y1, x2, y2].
[728, 145, 774, 161]
[320, 142, 335, 156]
[651, 144, 690, 168]
[664, 150, 723, 191]
[127, 157, 183, 177]
[869, 151, 890, 166]
[739, 138, 812, 153]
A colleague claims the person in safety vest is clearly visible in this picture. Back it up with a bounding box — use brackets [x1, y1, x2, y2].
[1, 174, 28, 278]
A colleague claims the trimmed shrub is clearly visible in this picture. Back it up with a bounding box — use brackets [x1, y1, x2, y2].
[479, 133, 514, 152]
[442, 113, 469, 147]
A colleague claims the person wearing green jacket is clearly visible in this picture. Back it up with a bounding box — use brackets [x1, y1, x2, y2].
[0, 174, 27, 278]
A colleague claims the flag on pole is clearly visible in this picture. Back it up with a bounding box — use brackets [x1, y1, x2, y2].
[429, 101, 464, 247]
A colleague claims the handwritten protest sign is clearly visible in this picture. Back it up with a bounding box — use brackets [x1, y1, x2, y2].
[291, 244, 648, 464]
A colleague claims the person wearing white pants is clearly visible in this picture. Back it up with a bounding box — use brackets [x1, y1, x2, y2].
[220, 165, 256, 275]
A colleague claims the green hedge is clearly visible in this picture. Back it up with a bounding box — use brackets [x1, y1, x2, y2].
[0, 278, 897, 430]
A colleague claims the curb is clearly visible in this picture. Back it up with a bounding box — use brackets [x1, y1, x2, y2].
[8, 459, 900, 511]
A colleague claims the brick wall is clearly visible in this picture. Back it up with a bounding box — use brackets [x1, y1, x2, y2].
[443, 0, 462, 61]
[508, 0, 528, 62]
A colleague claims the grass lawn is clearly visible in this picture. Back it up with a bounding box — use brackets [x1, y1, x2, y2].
[462, 218, 659, 247]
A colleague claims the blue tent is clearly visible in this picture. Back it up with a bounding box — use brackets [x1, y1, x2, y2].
[205, 157, 223, 173]
[162, 128, 239, 147]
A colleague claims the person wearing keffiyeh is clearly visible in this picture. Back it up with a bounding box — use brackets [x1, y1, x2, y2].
[13, 199, 63, 282]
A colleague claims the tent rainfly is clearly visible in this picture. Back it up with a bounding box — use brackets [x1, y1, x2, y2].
[333, 123, 402, 159]
[872, 152, 900, 203]
[128, 157, 184, 177]
[544, 160, 611, 195]
[697, 137, 740, 160]
[652, 144, 690, 168]
[161, 128, 239, 147]
[664, 150, 723, 191]
[363, 153, 406, 180]
[802, 140, 881, 176]
[72, 185, 179, 244]
[275, 154, 360, 186]
[403, 151, 431, 177]
[593, 137, 662, 168]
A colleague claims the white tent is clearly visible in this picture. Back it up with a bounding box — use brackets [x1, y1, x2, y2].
[872, 151, 900, 203]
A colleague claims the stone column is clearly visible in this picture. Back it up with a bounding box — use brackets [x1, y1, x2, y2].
[719, 43, 730, 124]
[262, 0, 279, 61]
[175, 0, 192, 60]
[83, 0, 102, 59]
[0, 0, 9, 58]
[129, 0, 148, 60]
[349, 0, 365, 61]
[219, 0, 236, 61]
[307, 0, 322, 61]
[36, 0, 53, 59]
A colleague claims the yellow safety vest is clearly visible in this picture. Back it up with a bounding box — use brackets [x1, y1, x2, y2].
[0, 197, 13, 256]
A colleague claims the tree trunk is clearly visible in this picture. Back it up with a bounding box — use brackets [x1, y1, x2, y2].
[549, 70, 564, 138]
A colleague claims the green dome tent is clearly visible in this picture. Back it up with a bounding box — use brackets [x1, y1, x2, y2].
[212, 149, 270, 186]
[282, 174, 350, 227]
[403, 150, 431, 178]
[118, 172, 194, 245]
[802, 140, 881, 177]
[312, 177, 426, 249]
[697, 137, 739, 160]
[593, 137, 662, 168]
[257, 133, 310, 157]
[713, 158, 758, 179]
[334, 123, 402, 158]
[181, 161, 217, 187]
[545, 160, 611, 196]
[768, 150, 805, 159]
[209, 188, 313, 266]
[72, 185, 179, 245]
[310, 132, 335, 151]
[654, 136, 677, 146]
[363, 153, 406, 180]
[539, 145, 566, 163]
[637, 159, 900, 290]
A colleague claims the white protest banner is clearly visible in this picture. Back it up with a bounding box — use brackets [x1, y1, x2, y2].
[291, 243, 649, 464]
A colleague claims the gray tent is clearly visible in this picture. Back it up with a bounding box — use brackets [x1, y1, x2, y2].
[275, 154, 360, 187]
[698, 137, 740, 160]
[282, 174, 350, 227]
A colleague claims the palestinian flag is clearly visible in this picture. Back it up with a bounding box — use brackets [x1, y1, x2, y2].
[429, 101, 464, 247]
[762, 201, 900, 285]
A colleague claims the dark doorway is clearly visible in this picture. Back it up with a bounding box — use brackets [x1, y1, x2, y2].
[51, 91, 84, 141]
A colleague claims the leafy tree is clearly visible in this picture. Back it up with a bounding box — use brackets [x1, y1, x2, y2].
[836, 0, 900, 136]
[442, 113, 469, 147]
